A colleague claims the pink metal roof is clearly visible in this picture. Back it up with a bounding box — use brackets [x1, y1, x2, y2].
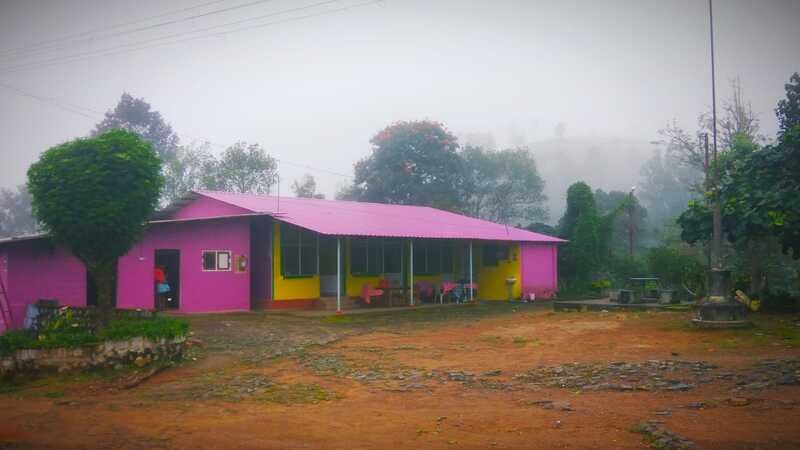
[195, 191, 564, 243]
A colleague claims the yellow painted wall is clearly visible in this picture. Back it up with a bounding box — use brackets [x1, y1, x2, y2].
[272, 222, 320, 301]
[477, 242, 522, 300]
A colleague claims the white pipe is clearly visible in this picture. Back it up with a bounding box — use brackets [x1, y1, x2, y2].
[409, 239, 414, 306]
[469, 241, 474, 301]
[336, 238, 341, 313]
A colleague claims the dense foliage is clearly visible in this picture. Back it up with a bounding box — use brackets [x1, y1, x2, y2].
[27, 130, 163, 322]
[0, 315, 189, 357]
[0, 185, 37, 238]
[461, 146, 548, 224]
[348, 121, 465, 210]
[202, 142, 278, 194]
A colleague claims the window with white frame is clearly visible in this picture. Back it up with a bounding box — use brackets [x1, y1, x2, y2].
[202, 250, 232, 271]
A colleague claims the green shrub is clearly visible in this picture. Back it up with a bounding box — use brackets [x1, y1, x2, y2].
[99, 316, 189, 341]
[0, 330, 37, 357]
[0, 315, 189, 356]
[645, 246, 705, 295]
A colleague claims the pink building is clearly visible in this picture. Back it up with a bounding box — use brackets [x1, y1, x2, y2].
[0, 191, 563, 331]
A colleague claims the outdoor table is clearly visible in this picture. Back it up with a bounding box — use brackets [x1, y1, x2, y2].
[381, 287, 410, 307]
[629, 277, 661, 303]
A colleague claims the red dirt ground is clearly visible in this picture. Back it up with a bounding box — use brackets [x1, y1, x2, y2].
[1, 306, 799, 449]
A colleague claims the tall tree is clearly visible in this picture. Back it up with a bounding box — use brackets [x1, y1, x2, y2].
[638, 149, 700, 227]
[292, 174, 325, 199]
[92, 93, 180, 162]
[776, 72, 800, 137]
[27, 130, 163, 324]
[203, 142, 278, 194]
[161, 142, 215, 203]
[349, 121, 464, 210]
[461, 146, 548, 224]
[557, 182, 601, 285]
[659, 77, 762, 175]
[0, 185, 37, 238]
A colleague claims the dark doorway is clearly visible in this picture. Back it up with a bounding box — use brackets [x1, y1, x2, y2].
[155, 250, 180, 309]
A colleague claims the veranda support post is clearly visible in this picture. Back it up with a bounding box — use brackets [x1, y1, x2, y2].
[409, 239, 414, 306]
[336, 237, 341, 314]
[469, 241, 474, 301]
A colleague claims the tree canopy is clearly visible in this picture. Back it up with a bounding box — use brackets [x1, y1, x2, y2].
[0, 185, 37, 238]
[27, 129, 163, 320]
[776, 72, 800, 137]
[350, 121, 465, 210]
[202, 142, 278, 194]
[292, 174, 325, 199]
[461, 146, 547, 224]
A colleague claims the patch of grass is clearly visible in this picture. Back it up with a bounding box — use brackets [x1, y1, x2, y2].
[511, 336, 529, 346]
[259, 383, 335, 405]
[43, 390, 65, 398]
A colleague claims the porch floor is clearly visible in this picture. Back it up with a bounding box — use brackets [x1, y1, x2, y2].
[266, 302, 465, 317]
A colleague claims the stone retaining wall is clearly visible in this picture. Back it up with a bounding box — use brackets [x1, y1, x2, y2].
[0, 336, 185, 380]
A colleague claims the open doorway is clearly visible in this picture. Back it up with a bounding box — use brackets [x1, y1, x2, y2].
[155, 249, 180, 310]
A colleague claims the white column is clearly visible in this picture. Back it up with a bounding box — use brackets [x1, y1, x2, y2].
[336, 238, 342, 313]
[409, 239, 414, 306]
[469, 241, 474, 301]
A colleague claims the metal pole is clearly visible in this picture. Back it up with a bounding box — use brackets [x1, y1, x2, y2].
[336, 238, 341, 313]
[409, 239, 414, 306]
[469, 241, 474, 301]
[709, 0, 722, 270]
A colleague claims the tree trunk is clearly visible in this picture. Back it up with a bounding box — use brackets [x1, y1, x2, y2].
[749, 238, 765, 298]
[89, 260, 116, 328]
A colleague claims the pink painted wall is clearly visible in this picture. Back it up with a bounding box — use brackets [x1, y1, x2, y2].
[117, 218, 251, 313]
[4, 240, 87, 329]
[520, 243, 558, 299]
[172, 195, 251, 220]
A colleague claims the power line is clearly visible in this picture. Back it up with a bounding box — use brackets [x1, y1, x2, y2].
[0, 0, 230, 59]
[0, 82, 354, 180]
[0, 0, 377, 74]
[0, 82, 101, 120]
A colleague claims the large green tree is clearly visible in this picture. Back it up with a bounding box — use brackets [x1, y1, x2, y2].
[0, 185, 37, 238]
[349, 121, 464, 210]
[202, 142, 278, 194]
[776, 72, 800, 137]
[461, 146, 548, 224]
[557, 182, 601, 285]
[27, 130, 163, 323]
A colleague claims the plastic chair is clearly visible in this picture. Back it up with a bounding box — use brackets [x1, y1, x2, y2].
[360, 283, 384, 305]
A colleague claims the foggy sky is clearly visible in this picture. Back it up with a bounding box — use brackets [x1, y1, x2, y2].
[1, 0, 798, 215]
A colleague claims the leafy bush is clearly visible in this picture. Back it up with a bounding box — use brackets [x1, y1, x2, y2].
[99, 316, 189, 341]
[591, 279, 612, 292]
[606, 255, 647, 287]
[645, 246, 705, 295]
[0, 330, 37, 357]
[0, 314, 189, 356]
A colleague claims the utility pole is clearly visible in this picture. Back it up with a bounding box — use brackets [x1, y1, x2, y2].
[709, 0, 722, 270]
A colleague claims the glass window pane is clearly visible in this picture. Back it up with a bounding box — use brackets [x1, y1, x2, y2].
[384, 241, 402, 273]
[413, 242, 426, 274]
[283, 245, 300, 276]
[351, 239, 368, 274]
[300, 245, 317, 276]
[441, 243, 453, 273]
[202, 251, 217, 271]
[367, 244, 382, 274]
[217, 251, 231, 271]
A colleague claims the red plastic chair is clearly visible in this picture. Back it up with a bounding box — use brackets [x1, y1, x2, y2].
[360, 283, 384, 305]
